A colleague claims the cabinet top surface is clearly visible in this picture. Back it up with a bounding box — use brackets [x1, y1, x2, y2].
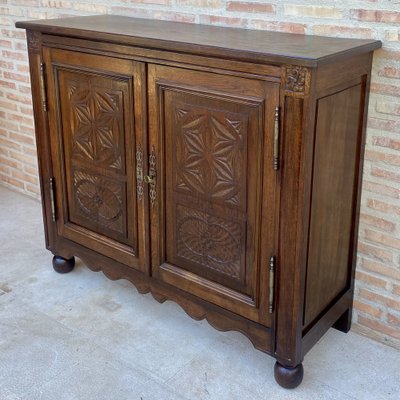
[16, 15, 381, 66]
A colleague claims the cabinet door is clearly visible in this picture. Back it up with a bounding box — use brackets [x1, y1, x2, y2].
[43, 48, 148, 270]
[148, 65, 279, 325]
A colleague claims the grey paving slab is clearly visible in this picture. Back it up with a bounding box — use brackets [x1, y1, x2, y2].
[20, 346, 154, 400]
[0, 299, 103, 398]
[307, 329, 400, 400]
[40, 284, 212, 382]
[0, 385, 21, 400]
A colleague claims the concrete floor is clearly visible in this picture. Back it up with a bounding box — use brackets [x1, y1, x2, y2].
[0, 184, 399, 400]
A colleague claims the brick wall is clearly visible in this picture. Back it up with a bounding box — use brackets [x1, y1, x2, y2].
[0, 0, 399, 349]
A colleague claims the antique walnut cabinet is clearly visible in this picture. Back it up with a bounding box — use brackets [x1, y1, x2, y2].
[16, 15, 381, 388]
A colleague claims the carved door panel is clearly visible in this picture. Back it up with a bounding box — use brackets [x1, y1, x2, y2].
[43, 48, 148, 270]
[148, 65, 279, 325]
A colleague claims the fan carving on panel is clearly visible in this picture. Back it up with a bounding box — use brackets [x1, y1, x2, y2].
[68, 79, 123, 170]
[175, 104, 248, 207]
[177, 205, 242, 280]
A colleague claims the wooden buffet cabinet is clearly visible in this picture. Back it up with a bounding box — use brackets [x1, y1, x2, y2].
[17, 15, 381, 388]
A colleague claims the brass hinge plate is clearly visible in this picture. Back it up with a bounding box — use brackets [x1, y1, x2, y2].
[49, 177, 56, 222]
[39, 62, 48, 112]
[269, 255, 276, 314]
[273, 107, 279, 171]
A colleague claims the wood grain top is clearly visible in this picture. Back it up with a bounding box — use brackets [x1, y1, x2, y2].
[16, 15, 381, 66]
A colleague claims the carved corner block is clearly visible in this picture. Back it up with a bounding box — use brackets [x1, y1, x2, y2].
[284, 66, 311, 97]
[27, 30, 41, 54]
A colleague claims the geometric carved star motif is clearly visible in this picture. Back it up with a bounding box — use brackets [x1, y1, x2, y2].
[68, 79, 123, 170]
[175, 105, 248, 207]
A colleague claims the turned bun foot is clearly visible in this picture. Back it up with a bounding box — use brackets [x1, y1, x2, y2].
[274, 361, 304, 389]
[52, 255, 75, 274]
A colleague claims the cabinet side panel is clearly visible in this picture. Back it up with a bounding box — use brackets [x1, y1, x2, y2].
[304, 84, 363, 328]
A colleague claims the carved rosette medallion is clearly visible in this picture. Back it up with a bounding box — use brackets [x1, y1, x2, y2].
[73, 170, 124, 234]
[176, 205, 242, 280]
[285, 66, 310, 96]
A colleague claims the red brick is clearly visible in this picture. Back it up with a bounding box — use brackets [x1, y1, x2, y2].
[363, 181, 400, 199]
[361, 259, 400, 281]
[178, 0, 221, 7]
[353, 300, 383, 318]
[365, 229, 400, 250]
[350, 9, 400, 23]
[313, 25, 372, 39]
[227, 1, 275, 14]
[370, 82, 400, 97]
[0, 165, 10, 175]
[130, 0, 171, 4]
[9, 132, 35, 145]
[393, 284, 400, 296]
[16, 64, 30, 73]
[0, 137, 21, 150]
[2, 50, 27, 61]
[11, 169, 38, 185]
[355, 271, 387, 289]
[1, 29, 26, 39]
[371, 167, 400, 183]
[19, 106, 33, 116]
[378, 66, 400, 79]
[7, 112, 34, 126]
[367, 199, 400, 216]
[0, 155, 20, 169]
[358, 315, 400, 339]
[0, 175, 24, 189]
[364, 149, 400, 166]
[6, 92, 32, 105]
[0, 119, 20, 132]
[388, 313, 400, 327]
[359, 213, 395, 232]
[25, 183, 40, 195]
[8, 150, 36, 166]
[372, 136, 400, 151]
[23, 165, 38, 176]
[3, 71, 29, 83]
[0, 80, 16, 90]
[376, 100, 400, 116]
[357, 242, 393, 263]
[284, 5, 342, 19]
[10, 0, 38, 6]
[0, 39, 12, 48]
[200, 14, 247, 27]
[368, 117, 398, 132]
[0, 99, 18, 111]
[359, 288, 400, 310]
[0, 60, 14, 69]
[251, 20, 306, 34]
[15, 42, 27, 51]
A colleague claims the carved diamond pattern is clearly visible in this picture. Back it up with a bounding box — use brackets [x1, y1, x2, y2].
[176, 205, 241, 279]
[68, 79, 123, 170]
[175, 104, 247, 207]
[73, 170, 124, 234]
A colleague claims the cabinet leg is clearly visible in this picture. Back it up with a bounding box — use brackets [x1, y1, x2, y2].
[333, 308, 352, 333]
[52, 255, 75, 274]
[274, 361, 304, 389]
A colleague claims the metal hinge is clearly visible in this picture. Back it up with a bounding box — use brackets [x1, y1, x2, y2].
[269, 256, 276, 314]
[49, 177, 56, 222]
[39, 62, 48, 112]
[273, 106, 279, 171]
